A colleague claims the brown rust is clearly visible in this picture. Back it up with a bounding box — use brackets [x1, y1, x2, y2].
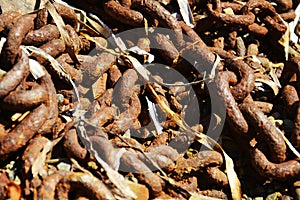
[53, 2, 78, 28]
[207, 4, 255, 27]
[1, 14, 36, 67]
[146, 145, 180, 162]
[108, 65, 122, 87]
[240, 102, 287, 163]
[198, 189, 228, 199]
[137, 37, 150, 52]
[55, 172, 115, 200]
[110, 93, 141, 133]
[175, 150, 224, 174]
[152, 33, 179, 65]
[179, 21, 206, 47]
[215, 71, 248, 134]
[0, 84, 47, 112]
[250, 148, 300, 180]
[209, 47, 236, 59]
[248, 23, 269, 36]
[181, 43, 222, 73]
[23, 24, 60, 46]
[292, 102, 300, 151]
[89, 106, 117, 127]
[226, 59, 255, 101]
[65, 25, 81, 54]
[282, 85, 299, 119]
[203, 167, 229, 187]
[104, 0, 144, 27]
[279, 10, 296, 21]
[38, 68, 58, 134]
[37, 172, 66, 200]
[221, 2, 243, 12]
[139, 152, 176, 172]
[0, 104, 48, 163]
[263, 15, 287, 33]
[0, 51, 30, 99]
[89, 135, 118, 168]
[120, 150, 163, 196]
[0, 172, 9, 200]
[132, 0, 184, 46]
[243, 0, 277, 15]
[35, 8, 48, 29]
[89, 132, 163, 196]
[113, 69, 139, 110]
[253, 101, 273, 114]
[64, 128, 88, 161]
[0, 11, 21, 32]
[36, 38, 66, 64]
[38, 171, 115, 200]
[81, 52, 116, 86]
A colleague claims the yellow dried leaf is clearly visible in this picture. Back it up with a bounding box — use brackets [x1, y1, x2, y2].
[92, 73, 107, 99]
[126, 180, 149, 200]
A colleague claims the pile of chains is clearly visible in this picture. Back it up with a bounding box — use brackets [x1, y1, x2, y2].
[0, 0, 299, 199]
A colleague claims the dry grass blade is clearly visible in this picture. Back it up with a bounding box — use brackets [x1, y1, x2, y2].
[276, 127, 300, 158]
[146, 96, 163, 135]
[177, 0, 194, 28]
[0, 37, 7, 54]
[84, 13, 112, 38]
[289, 4, 300, 43]
[77, 19, 100, 36]
[45, 1, 79, 64]
[255, 78, 279, 95]
[277, 14, 289, 61]
[124, 55, 242, 200]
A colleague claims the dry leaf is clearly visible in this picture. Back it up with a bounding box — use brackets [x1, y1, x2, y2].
[126, 180, 149, 200]
[177, 0, 194, 28]
[223, 8, 235, 15]
[29, 59, 46, 79]
[146, 96, 163, 135]
[127, 46, 154, 63]
[255, 78, 279, 96]
[92, 73, 107, 99]
[31, 137, 63, 177]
